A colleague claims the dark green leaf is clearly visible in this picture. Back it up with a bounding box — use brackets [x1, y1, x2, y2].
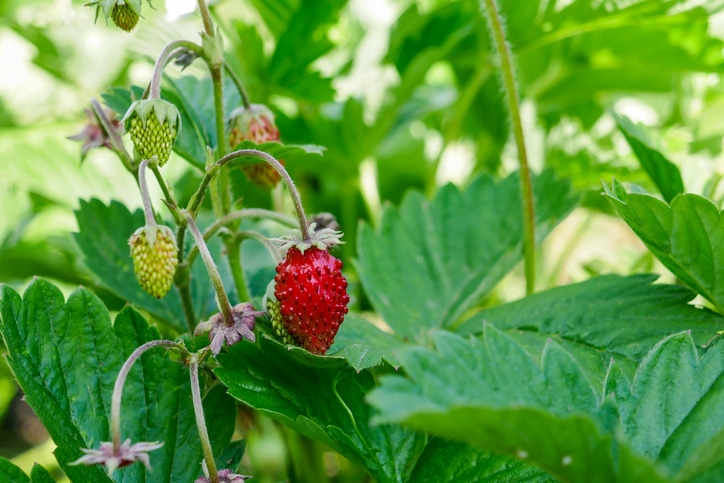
[215, 335, 427, 483]
[0, 458, 30, 483]
[356, 170, 578, 342]
[604, 180, 724, 315]
[613, 113, 684, 203]
[455, 274, 724, 360]
[368, 327, 666, 482]
[0, 279, 235, 482]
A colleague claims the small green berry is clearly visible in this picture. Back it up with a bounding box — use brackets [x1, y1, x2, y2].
[129, 225, 178, 299]
[123, 99, 180, 167]
[111, 3, 139, 32]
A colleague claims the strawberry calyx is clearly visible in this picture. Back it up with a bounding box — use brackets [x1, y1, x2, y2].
[272, 222, 344, 254]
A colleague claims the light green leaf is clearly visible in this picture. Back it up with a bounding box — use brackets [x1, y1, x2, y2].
[327, 313, 401, 370]
[604, 180, 724, 315]
[367, 327, 667, 483]
[0, 279, 235, 482]
[455, 274, 724, 360]
[612, 113, 684, 203]
[356, 170, 578, 342]
[614, 332, 724, 479]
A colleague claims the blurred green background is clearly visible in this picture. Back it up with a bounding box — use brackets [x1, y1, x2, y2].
[3, 0, 724, 480]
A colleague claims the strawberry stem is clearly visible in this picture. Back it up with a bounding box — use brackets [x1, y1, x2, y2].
[111, 340, 179, 452]
[149, 40, 204, 100]
[185, 209, 295, 266]
[185, 213, 236, 328]
[138, 159, 157, 227]
[481, 0, 536, 295]
[189, 353, 220, 483]
[216, 149, 312, 243]
[223, 63, 252, 110]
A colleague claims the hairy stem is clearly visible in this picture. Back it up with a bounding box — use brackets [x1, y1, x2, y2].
[481, 0, 536, 295]
[111, 340, 178, 451]
[189, 355, 219, 483]
[215, 149, 311, 242]
[186, 209, 296, 265]
[149, 40, 204, 100]
[138, 159, 157, 227]
[185, 214, 235, 327]
[223, 62, 251, 109]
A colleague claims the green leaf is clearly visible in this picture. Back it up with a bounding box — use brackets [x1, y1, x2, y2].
[29, 463, 55, 483]
[0, 279, 235, 482]
[613, 332, 724, 479]
[604, 179, 724, 315]
[327, 313, 401, 370]
[367, 327, 667, 482]
[455, 274, 724, 360]
[0, 458, 30, 483]
[409, 438, 553, 482]
[215, 335, 427, 483]
[612, 113, 684, 203]
[356, 170, 578, 342]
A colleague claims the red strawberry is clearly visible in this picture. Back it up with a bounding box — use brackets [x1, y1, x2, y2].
[228, 104, 284, 190]
[273, 227, 349, 355]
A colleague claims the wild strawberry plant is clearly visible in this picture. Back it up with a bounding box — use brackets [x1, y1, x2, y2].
[2, 0, 724, 482]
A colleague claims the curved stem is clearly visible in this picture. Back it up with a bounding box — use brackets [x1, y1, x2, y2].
[236, 231, 283, 264]
[149, 40, 204, 100]
[223, 62, 251, 109]
[215, 149, 311, 242]
[138, 159, 157, 227]
[185, 214, 235, 327]
[189, 355, 219, 483]
[186, 209, 296, 265]
[111, 340, 178, 450]
[481, 0, 536, 295]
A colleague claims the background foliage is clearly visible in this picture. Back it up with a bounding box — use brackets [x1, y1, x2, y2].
[4, 0, 724, 481]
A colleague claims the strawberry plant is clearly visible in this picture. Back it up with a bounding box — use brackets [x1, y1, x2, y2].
[3, 0, 724, 482]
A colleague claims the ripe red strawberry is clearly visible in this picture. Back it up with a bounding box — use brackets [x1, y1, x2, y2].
[228, 104, 283, 190]
[272, 227, 349, 355]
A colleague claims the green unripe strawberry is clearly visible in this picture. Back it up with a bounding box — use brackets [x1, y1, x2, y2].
[266, 293, 294, 345]
[86, 0, 142, 32]
[129, 225, 178, 299]
[123, 99, 180, 167]
[111, 3, 138, 31]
